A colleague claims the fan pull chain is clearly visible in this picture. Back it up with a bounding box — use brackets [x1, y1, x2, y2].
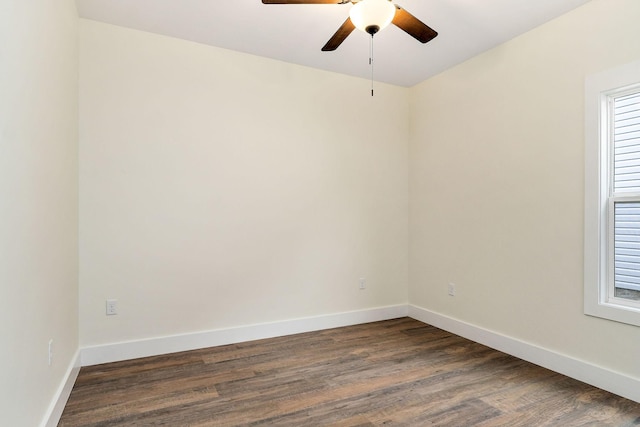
[369, 34, 374, 96]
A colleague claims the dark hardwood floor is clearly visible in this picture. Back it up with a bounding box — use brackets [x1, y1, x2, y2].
[59, 318, 640, 426]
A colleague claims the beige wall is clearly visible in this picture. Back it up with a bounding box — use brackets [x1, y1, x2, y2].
[409, 0, 640, 379]
[0, 1, 79, 425]
[79, 20, 409, 346]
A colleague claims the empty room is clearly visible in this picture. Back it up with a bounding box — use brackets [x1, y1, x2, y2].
[2, 0, 640, 425]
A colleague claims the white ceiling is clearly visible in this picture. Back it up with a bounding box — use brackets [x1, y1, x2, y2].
[76, 0, 591, 87]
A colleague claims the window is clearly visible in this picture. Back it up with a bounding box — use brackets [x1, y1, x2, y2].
[585, 60, 640, 327]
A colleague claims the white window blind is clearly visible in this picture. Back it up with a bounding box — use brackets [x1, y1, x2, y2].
[614, 202, 640, 291]
[613, 91, 640, 292]
[613, 92, 640, 193]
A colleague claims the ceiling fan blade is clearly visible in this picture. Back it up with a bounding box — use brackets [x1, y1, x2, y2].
[262, 0, 344, 4]
[321, 17, 355, 51]
[392, 6, 438, 44]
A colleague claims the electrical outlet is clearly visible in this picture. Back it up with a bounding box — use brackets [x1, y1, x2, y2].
[359, 277, 366, 290]
[106, 299, 118, 315]
[48, 339, 53, 366]
[448, 283, 456, 296]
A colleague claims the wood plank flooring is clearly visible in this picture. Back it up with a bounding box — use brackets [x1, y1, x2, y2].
[59, 318, 640, 426]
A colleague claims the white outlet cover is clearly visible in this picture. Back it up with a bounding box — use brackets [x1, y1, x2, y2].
[106, 299, 118, 315]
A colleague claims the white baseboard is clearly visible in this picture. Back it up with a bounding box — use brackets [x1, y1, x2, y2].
[76, 303, 640, 406]
[81, 304, 409, 366]
[42, 349, 81, 427]
[408, 304, 640, 404]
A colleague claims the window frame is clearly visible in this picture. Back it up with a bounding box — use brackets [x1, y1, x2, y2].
[585, 59, 640, 327]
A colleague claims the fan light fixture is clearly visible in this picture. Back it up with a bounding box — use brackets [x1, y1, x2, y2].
[262, 0, 439, 95]
[349, 0, 396, 35]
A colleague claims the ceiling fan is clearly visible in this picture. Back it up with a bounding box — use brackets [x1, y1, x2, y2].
[261, 0, 438, 51]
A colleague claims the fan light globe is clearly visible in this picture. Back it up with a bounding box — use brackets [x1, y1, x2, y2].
[349, 0, 396, 35]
